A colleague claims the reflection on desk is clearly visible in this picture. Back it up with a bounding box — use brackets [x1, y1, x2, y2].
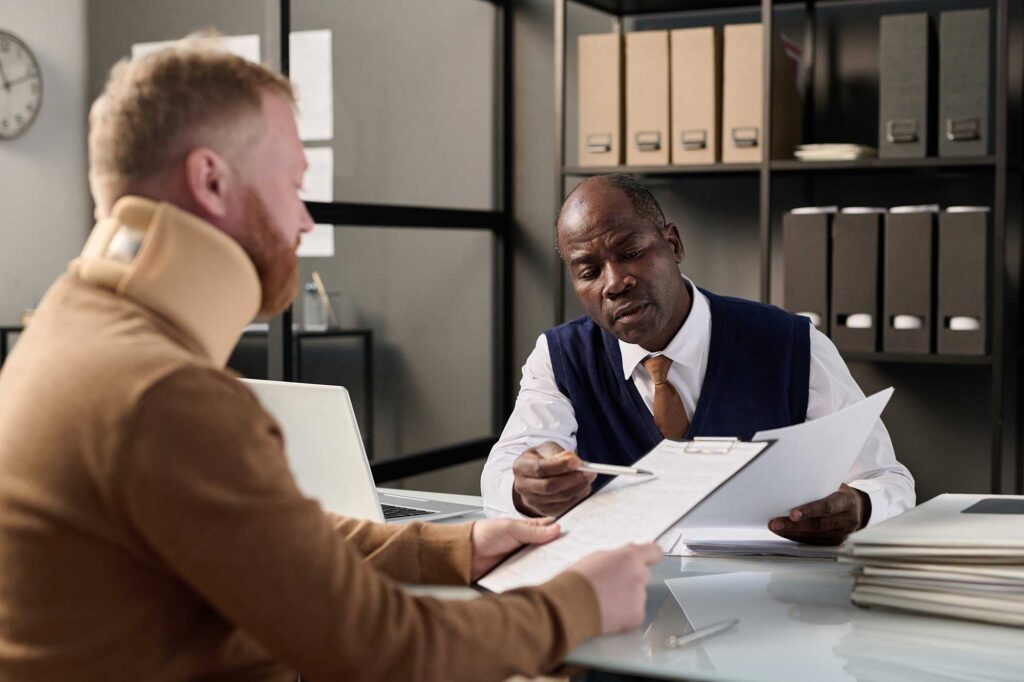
[569, 557, 1024, 681]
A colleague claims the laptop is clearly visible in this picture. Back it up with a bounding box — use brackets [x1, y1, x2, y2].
[241, 379, 479, 523]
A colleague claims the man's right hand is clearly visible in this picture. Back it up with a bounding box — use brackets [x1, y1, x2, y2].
[569, 543, 662, 634]
[512, 441, 597, 517]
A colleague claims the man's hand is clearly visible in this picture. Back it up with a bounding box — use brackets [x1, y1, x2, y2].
[470, 517, 561, 581]
[512, 441, 597, 517]
[568, 543, 662, 634]
[768, 484, 870, 546]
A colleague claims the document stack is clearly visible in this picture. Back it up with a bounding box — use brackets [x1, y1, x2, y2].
[842, 494, 1024, 627]
[794, 143, 877, 161]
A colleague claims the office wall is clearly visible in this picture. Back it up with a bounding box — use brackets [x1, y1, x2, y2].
[292, 0, 498, 483]
[85, 0, 498, 493]
[0, 0, 89, 326]
[86, 0, 273, 103]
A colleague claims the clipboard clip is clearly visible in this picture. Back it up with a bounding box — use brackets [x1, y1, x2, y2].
[684, 437, 739, 455]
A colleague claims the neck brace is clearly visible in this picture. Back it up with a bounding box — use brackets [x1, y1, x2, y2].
[72, 196, 262, 367]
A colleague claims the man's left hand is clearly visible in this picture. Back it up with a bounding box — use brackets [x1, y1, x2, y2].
[768, 484, 870, 546]
[469, 517, 560, 581]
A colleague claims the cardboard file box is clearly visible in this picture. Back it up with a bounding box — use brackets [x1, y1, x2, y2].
[721, 24, 802, 163]
[831, 209, 884, 353]
[879, 13, 933, 159]
[578, 34, 623, 167]
[783, 208, 834, 334]
[883, 207, 938, 354]
[670, 27, 720, 165]
[722, 23, 762, 163]
[626, 30, 670, 166]
[938, 207, 989, 354]
[939, 9, 990, 158]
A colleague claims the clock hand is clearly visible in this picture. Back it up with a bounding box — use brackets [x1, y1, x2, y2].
[6, 73, 36, 88]
[0, 59, 9, 89]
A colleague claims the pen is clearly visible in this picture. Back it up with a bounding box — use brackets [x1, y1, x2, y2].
[576, 462, 653, 477]
[665, 618, 739, 649]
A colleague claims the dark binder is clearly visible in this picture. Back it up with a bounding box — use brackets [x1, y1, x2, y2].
[831, 210, 883, 353]
[883, 207, 937, 354]
[879, 13, 933, 159]
[937, 208, 989, 355]
[939, 9, 990, 158]
[783, 209, 833, 334]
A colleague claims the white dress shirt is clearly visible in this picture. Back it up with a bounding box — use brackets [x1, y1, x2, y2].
[481, 282, 916, 524]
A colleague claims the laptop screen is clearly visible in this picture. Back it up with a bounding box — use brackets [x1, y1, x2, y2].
[240, 379, 385, 523]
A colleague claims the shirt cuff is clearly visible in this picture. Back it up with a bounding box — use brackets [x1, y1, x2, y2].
[847, 479, 885, 527]
[485, 471, 529, 520]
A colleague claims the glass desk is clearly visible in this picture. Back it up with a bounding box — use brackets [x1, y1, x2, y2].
[404, 491, 1024, 681]
[566, 555, 1024, 681]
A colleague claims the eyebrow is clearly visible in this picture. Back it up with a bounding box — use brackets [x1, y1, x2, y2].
[609, 231, 645, 247]
[567, 231, 646, 266]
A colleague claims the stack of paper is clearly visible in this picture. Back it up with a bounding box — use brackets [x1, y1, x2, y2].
[794, 143, 877, 161]
[842, 494, 1024, 627]
[658, 527, 838, 559]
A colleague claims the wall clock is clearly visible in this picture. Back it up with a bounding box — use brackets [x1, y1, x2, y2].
[0, 30, 42, 140]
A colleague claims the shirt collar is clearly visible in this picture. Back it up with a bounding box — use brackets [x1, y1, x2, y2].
[619, 277, 711, 380]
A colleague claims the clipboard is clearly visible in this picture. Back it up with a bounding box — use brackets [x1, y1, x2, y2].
[477, 438, 773, 593]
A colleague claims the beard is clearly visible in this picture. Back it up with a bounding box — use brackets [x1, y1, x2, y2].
[237, 187, 299, 316]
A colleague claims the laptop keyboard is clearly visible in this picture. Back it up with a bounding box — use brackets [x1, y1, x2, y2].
[382, 503, 433, 520]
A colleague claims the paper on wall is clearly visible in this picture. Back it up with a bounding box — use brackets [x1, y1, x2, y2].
[289, 30, 333, 141]
[132, 34, 261, 63]
[297, 146, 334, 258]
[300, 147, 334, 202]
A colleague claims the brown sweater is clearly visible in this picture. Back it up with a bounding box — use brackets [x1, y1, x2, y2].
[0, 198, 600, 681]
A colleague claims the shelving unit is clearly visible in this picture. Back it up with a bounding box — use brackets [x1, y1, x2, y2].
[555, 0, 1023, 494]
[770, 157, 998, 172]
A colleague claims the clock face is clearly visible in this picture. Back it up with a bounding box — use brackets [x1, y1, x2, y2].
[0, 31, 42, 140]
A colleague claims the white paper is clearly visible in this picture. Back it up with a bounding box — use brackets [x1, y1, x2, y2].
[289, 30, 333, 141]
[478, 440, 768, 593]
[300, 147, 334, 202]
[296, 146, 334, 258]
[678, 388, 894, 531]
[132, 34, 261, 63]
[845, 493, 1024, 552]
[297, 225, 335, 258]
[670, 527, 838, 559]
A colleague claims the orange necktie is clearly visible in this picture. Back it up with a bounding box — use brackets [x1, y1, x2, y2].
[642, 355, 689, 440]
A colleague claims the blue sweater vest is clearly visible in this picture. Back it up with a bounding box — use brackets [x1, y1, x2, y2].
[544, 289, 810, 466]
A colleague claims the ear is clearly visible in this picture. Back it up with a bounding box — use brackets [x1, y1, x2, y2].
[663, 223, 685, 264]
[183, 147, 235, 220]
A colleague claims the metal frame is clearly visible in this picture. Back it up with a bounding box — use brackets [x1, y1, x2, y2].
[554, 0, 1022, 493]
[269, 0, 514, 478]
[268, 0, 293, 384]
[992, 0, 1010, 492]
[0, 327, 21, 367]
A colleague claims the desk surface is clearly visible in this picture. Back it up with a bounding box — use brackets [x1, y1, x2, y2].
[383, 490, 1024, 681]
